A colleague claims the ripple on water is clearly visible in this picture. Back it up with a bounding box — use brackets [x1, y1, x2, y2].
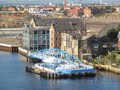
[0, 51, 120, 90]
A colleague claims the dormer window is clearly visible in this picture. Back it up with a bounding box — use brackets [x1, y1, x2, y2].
[72, 22, 77, 25]
[25, 24, 32, 28]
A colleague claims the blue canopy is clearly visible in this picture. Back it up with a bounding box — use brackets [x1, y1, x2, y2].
[29, 48, 82, 64]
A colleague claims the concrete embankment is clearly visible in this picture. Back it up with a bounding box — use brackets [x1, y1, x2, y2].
[1, 43, 120, 76]
[0, 43, 29, 56]
[83, 60, 120, 74]
[18, 47, 29, 56]
[0, 43, 18, 52]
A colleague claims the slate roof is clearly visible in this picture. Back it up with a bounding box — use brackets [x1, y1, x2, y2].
[53, 21, 85, 31]
[68, 33, 82, 39]
[33, 18, 86, 31]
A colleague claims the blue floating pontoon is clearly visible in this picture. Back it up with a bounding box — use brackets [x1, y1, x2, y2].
[29, 48, 96, 75]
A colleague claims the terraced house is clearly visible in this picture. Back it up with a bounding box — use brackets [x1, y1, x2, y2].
[23, 17, 86, 58]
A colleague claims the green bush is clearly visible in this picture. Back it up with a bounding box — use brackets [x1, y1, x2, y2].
[117, 59, 120, 65]
[91, 59, 98, 64]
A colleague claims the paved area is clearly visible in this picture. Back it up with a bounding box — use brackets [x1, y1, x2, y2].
[0, 37, 22, 46]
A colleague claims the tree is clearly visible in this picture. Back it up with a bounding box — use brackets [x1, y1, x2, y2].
[87, 35, 97, 49]
[106, 28, 118, 42]
[117, 24, 120, 32]
[63, 10, 68, 16]
[105, 6, 115, 13]
[0, 6, 3, 11]
[87, 35, 99, 58]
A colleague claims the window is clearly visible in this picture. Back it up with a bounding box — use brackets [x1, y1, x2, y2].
[66, 41, 72, 48]
[42, 35, 46, 40]
[47, 35, 49, 39]
[46, 45, 49, 48]
[75, 41, 78, 47]
[38, 45, 41, 49]
[42, 31, 45, 34]
[34, 40, 37, 44]
[66, 35, 70, 41]
[42, 40, 46, 44]
[56, 37, 58, 41]
[34, 45, 37, 49]
[34, 30, 37, 34]
[38, 35, 42, 40]
[51, 43, 53, 46]
[47, 31, 49, 34]
[30, 47, 33, 49]
[38, 31, 42, 34]
[82, 49, 87, 53]
[34, 34, 37, 40]
[51, 37, 53, 41]
[41, 45, 45, 49]
[47, 40, 49, 44]
[27, 24, 30, 27]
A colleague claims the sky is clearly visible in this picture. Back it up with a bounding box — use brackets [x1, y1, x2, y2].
[0, 0, 120, 5]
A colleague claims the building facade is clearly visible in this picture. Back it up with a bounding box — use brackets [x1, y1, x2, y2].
[23, 18, 86, 58]
[83, 7, 92, 18]
[23, 24, 49, 51]
[61, 33, 81, 58]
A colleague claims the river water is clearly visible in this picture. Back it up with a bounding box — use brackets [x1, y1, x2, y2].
[0, 51, 120, 90]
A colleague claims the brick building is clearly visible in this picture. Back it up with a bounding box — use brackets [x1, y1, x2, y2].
[118, 32, 120, 50]
[23, 18, 86, 58]
[83, 7, 92, 18]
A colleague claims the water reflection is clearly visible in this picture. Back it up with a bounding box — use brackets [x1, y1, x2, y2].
[0, 51, 120, 90]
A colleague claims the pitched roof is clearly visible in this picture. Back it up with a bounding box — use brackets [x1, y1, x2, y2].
[34, 18, 54, 26]
[68, 33, 82, 39]
[53, 21, 85, 31]
[118, 31, 120, 38]
[32, 18, 86, 31]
